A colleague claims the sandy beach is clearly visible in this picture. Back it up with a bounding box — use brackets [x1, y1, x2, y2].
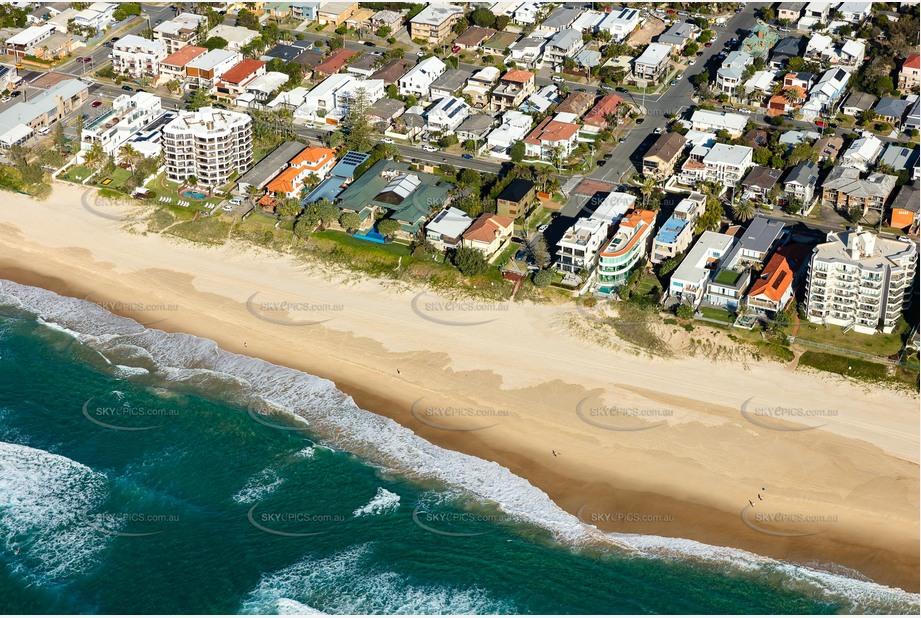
[0, 183, 917, 592]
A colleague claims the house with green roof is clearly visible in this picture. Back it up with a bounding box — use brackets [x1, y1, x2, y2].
[335, 159, 454, 233]
[741, 24, 778, 61]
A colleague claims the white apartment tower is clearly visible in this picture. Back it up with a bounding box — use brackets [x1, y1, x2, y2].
[805, 229, 917, 334]
[162, 107, 252, 187]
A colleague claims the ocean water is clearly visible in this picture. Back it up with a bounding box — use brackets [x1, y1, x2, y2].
[0, 279, 917, 615]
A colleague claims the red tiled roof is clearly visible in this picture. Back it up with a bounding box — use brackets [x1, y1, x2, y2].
[161, 45, 207, 68]
[584, 94, 624, 127]
[463, 213, 515, 243]
[289, 146, 335, 169]
[747, 244, 811, 302]
[904, 53, 920, 70]
[523, 117, 579, 145]
[501, 69, 534, 84]
[221, 59, 265, 84]
[314, 48, 358, 75]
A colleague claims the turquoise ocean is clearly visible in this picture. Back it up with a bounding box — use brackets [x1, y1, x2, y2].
[0, 280, 917, 614]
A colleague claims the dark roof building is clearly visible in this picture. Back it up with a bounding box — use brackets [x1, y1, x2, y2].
[497, 178, 536, 204]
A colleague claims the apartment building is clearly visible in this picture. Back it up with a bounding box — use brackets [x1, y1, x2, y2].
[317, 2, 358, 26]
[162, 107, 252, 187]
[689, 109, 747, 137]
[153, 12, 207, 54]
[112, 35, 167, 80]
[490, 70, 535, 112]
[398, 56, 445, 98]
[463, 67, 500, 108]
[522, 117, 579, 163]
[5, 24, 55, 60]
[543, 29, 584, 68]
[805, 229, 917, 334]
[81, 91, 162, 155]
[409, 4, 464, 44]
[642, 131, 687, 179]
[783, 160, 819, 208]
[650, 192, 705, 264]
[185, 49, 243, 91]
[669, 231, 736, 308]
[595, 209, 656, 293]
[597, 7, 641, 41]
[679, 143, 753, 188]
[496, 179, 536, 220]
[633, 42, 671, 82]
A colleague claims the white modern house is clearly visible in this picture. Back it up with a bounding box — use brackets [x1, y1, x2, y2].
[486, 110, 533, 158]
[398, 56, 446, 99]
[650, 193, 706, 264]
[680, 143, 753, 187]
[426, 95, 470, 135]
[715, 50, 752, 94]
[633, 42, 672, 82]
[206, 24, 260, 52]
[669, 231, 737, 308]
[295, 74, 384, 124]
[425, 206, 473, 251]
[556, 217, 609, 274]
[81, 91, 163, 156]
[185, 49, 243, 91]
[689, 109, 748, 137]
[840, 134, 883, 171]
[543, 29, 584, 68]
[111, 35, 167, 80]
[507, 36, 546, 67]
[597, 7, 641, 41]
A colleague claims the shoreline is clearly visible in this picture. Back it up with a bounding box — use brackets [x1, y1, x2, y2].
[0, 184, 918, 594]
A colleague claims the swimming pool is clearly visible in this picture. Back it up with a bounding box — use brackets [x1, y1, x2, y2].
[181, 190, 208, 200]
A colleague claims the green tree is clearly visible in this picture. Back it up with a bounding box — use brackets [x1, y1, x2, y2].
[339, 211, 361, 232]
[376, 26, 391, 38]
[452, 246, 488, 276]
[276, 198, 301, 218]
[112, 2, 140, 21]
[118, 143, 142, 176]
[326, 130, 345, 149]
[509, 140, 526, 162]
[377, 218, 401, 238]
[187, 88, 212, 111]
[786, 56, 805, 72]
[453, 19, 468, 35]
[639, 176, 656, 209]
[83, 142, 106, 170]
[52, 121, 65, 152]
[532, 269, 552, 287]
[684, 41, 699, 57]
[235, 8, 260, 30]
[731, 200, 756, 222]
[695, 190, 723, 235]
[676, 304, 694, 320]
[294, 213, 317, 240]
[341, 87, 375, 151]
[202, 36, 229, 51]
[316, 200, 340, 227]
[469, 6, 497, 28]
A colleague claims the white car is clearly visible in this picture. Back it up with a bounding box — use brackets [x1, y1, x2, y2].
[421, 145, 437, 153]
[0, 96, 9, 103]
[381, 138, 394, 144]
[537, 224, 549, 233]
[222, 204, 233, 211]
[551, 75, 565, 83]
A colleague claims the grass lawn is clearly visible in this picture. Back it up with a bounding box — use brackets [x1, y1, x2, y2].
[699, 306, 735, 323]
[788, 318, 909, 358]
[492, 242, 518, 267]
[146, 172, 224, 209]
[166, 216, 232, 245]
[61, 165, 95, 184]
[798, 350, 918, 388]
[634, 272, 662, 298]
[92, 166, 132, 189]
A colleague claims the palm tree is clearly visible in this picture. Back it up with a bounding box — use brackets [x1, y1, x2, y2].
[732, 200, 757, 222]
[640, 176, 656, 209]
[83, 143, 106, 170]
[119, 143, 141, 176]
[246, 184, 262, 205]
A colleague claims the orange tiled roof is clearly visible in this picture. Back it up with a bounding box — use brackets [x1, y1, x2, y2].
[523, 117, 579, 145]
[904, 53, 920, 70]
[289, 146, 335, 170]
[584, 94, 624, 127]
[314, 48, 358, 75]
[463, 213, 515, 243]
[161, 45, 207, 67]
[221, 59, 265, 84]
[748, 252, 793, 302]
[266, 166, 302, 194]
[501, 69, 534, 84]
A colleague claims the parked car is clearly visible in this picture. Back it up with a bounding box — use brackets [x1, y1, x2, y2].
[381, 137, 394, 144]
[654, 127, 663, 134]
[422, 145, 437, 152]
[670, 79, 678, 87]
[0, 96, 9, 103]
[461, 153, 473, 160]
[705, 42, 713, 48]
[222, 204, 233, 211]
[121, 85, 133, 91]
[551, 75, 564, 83]
[618, 136, 627, 143]
[537, 224, 549, 233]
[10, 91, 20, 97]
[615, 87, 627, 93]
[635, 117, 644, 124]
[416, 51, 425, 57]
[603, 153, 613, 159]
[514, 249, 528, 261]
[91, 100, 102, 107]
[815, 119, 827, 128]
[596, 160, 606, 167]
[364, 41, 375, 47]
[452, 45, 461, 53]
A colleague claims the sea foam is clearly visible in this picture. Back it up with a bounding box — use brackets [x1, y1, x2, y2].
[2, 279, 918, 614]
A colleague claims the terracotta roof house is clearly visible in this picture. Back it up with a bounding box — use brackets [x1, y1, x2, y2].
[898, 52, 920, 91]
[555, 90, 595, 116]
[462, 213, 516, 258]
[583, 94, 624, 130]
[158, 45, 207, 82]
[313, 48, 358, 76]
[216, 59, 266, 100]
[746, 243, 811, 317]
[490, 69, 535, 112]
[266, 146, 337, 198]
[522, 116, 580, 161]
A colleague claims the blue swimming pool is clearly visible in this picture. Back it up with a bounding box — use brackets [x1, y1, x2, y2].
[182, 190, 208, 200]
